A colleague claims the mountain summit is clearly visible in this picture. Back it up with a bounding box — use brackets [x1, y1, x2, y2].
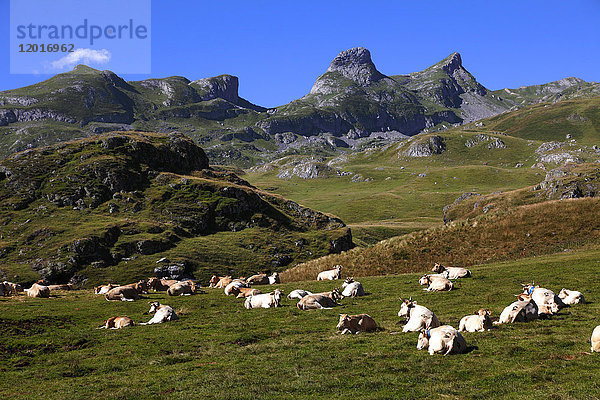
[324, 47, 387, 86]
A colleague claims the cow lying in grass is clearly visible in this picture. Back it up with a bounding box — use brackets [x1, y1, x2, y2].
[341, 278, 365, 297]
[148, 277, 177, 291]
[140, 302, 178, 325]
[247, 272, 279, 285]
[398, 298, 440, 332]
[297, 289, 341, 310]
[98, 316, 135, 329]
[224, 279, 249, 296]
[431, 263, 471, 279]
[105, 286, 140, 301]
[287, 289, 312, 300]
[591, 326, 600, 352]
[94, 284, 119, 295]
[495, 294, 538, 324]
[521, 283, 563, 315]
[25, 283, 50, 298]
[317, 265, 342, 281]
[419, 275, 453, 292]
[1, 281, 22, 296]
[244, 289, 283, 309]
[459, 309, 492, 332]
[417, 325, 467, 355]
[558, 288, 585, 305]
[337, 314, 377, 334]
[234, 287, 262, 298]
[168, 280, 198, 296]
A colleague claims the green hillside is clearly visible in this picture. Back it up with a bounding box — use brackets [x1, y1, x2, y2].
[0, 132, 351, 286]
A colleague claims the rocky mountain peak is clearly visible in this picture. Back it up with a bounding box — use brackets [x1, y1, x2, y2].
[441, 52, 463, 74]
[325, 47, 386, 86]
[190, 74, 239, 103]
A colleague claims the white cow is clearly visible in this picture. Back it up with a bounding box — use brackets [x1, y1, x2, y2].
[140, 302, 178, 325]
[522, 284, 563, 315]
[432, 263, 471, 279]
[341, 278, 365, 297]
[591, 326, 600, 352]
[558, 288, 585, 305]
[417, 325, 467, 355]
[398, 298, 441, 332]
[287, 289, 313, 300]
[495, 295, 538, 324]
[317, 265, 342, 281]
[459, 309, 493, 332]
[244, 289, 283, 309]
[419, 275, 453, 292]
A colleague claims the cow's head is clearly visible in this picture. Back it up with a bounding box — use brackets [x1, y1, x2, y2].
[398, 297, 415, 317]
[418, 275, 431, 286]
[558, 288, 568, 298]
[334, 265, 343, 272]
[337, 314, 351, 331]
[477, 309, 491, 317]
[147, 301, 161, 314]
[272, 289, 283, 305]
[431, 263, 444, 273]
[147, 277, 159, 289]
[417, 329, 430, 350]
[208, 276, 218, 287]
[521, 283, 536, 295]
[330, 288, 342, 302]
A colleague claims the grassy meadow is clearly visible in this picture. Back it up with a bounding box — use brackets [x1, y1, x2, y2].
[2, 248, 600, 399]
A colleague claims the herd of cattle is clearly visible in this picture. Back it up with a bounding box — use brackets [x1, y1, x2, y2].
[2, 262, 599, 354]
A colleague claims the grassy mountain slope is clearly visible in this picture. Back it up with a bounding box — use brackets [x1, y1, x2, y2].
[0, 132, 351, 286]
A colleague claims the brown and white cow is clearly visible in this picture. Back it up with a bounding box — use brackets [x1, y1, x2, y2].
[336, 314, 377, 334]
[25, 283, 50, 298]
[459, 309, 492, 332]
[235, 287, 262, 298]
[99, 316, 135, 330]
[94, 284, 119, 295]
[419, 275, 453, 292]
[297, 289, 341, 310]
[148, 277, 177, 291]
[167, 280, 198, 296]
[105, 286, 140, 301]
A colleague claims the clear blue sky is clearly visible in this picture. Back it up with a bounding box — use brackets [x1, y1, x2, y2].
[1, 0, 599, 108]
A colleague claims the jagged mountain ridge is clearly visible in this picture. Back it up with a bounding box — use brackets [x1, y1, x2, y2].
[0, 48, 597, 166]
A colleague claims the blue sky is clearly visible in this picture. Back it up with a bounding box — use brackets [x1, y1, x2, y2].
[1, 0, 599, 108]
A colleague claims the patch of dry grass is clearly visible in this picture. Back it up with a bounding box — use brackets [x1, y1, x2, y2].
[281, 197, 600, 282]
